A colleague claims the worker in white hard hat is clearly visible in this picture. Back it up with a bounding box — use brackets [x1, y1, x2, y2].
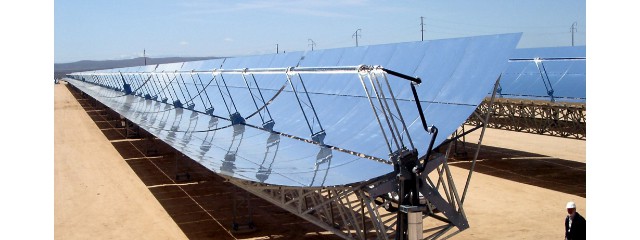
[564, 201, 586, 240]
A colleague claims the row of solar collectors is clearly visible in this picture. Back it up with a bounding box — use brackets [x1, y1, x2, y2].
[70, 34, 519, 159]
[499, 46, 586, 103]
[67, 78, 393, 187]
[68, 33, 521, 171]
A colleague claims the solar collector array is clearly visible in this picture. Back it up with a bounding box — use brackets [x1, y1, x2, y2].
[67, 33, 521, 187]
[499, 46, 586, 103]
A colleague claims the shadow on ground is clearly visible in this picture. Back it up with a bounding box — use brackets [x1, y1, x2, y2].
[65, 83, 586, 239]
[448, 142, 586, 198]
[66, 84, 340, 240]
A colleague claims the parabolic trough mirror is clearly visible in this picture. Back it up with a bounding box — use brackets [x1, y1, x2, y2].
[65, 33, 522, 239]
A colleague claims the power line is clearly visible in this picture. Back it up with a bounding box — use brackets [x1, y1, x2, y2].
[308, 39, 316, 51]
[352, 29, 361, 47]
[420, 16, 425, 41]
[570, 22, 578, 46]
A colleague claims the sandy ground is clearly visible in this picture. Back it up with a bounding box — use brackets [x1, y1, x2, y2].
[54, 82, 189, 239]
[448, 127, 586, 239]
[54, 82, 586, 239]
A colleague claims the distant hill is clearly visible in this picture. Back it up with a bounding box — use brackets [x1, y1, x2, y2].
[54, 56, 223, 79]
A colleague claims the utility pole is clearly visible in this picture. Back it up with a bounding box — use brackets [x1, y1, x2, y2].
[421, 16, 425, 41]
[276, 44, 279, 54]
[570, 22, 577, 46]
[143, 49, 147, 65]
[352, 29, 362, 47]
[308, 39, 316, 51]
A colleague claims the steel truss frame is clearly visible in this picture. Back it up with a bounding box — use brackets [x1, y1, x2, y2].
[64, 65, 501, 240]
[467, 98, 586, 140]
[224, 114, 495, 240]
[224, 151, 461, 240]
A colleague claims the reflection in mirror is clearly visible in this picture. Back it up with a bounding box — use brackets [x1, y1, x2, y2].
[309, 147, 333, 186]
[165, 108, 184, 144]
[256, 133, 280, 183]
[180, 111, 200, 147]
[221, 124, 246, 176]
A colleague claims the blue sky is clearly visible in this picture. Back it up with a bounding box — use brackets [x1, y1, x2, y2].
[7, 2, 640, 238]
[55, 0, 586, 63]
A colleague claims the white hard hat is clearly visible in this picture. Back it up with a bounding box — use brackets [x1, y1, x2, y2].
[566, 201, 576, 209]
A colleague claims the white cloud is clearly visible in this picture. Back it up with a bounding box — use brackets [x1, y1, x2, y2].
[224, 37, 234, 42]
[180, 41, 189, 46]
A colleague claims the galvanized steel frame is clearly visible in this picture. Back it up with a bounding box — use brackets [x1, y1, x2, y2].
[212, 111, 495, 240]
[66, 65, 501, 240]
[467, 98, 586, 139]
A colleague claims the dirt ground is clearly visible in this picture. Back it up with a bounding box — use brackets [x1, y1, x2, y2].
[447, 127, 586, 239]
[54, 82, 585, 239]
[54, 82, 189, 239]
